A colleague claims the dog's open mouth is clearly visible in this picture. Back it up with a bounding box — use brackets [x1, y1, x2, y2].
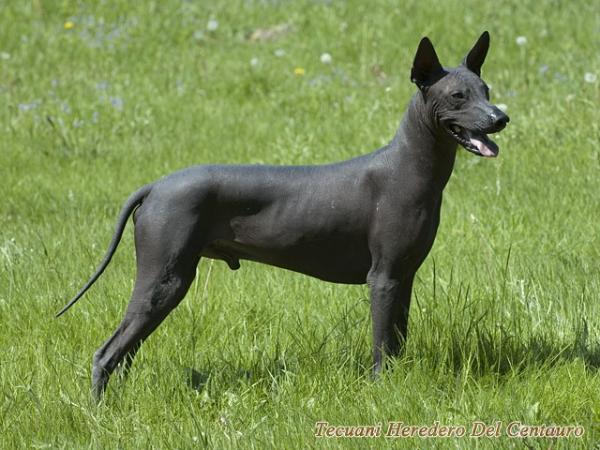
[446, 124, 499, 157]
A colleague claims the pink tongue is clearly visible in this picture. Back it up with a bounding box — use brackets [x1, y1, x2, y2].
[469, 137, 495, 157]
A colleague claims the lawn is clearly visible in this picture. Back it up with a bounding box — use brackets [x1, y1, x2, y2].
[1, 0, 599, 448]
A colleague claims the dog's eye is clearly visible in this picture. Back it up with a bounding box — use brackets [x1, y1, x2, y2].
[451, 91, 466, 100]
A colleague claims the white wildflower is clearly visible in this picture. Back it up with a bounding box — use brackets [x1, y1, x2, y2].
[207, 19, 219, 32]
[320, 52, 332, 64]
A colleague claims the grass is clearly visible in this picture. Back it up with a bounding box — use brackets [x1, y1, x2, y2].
[1, 0, 599, 448]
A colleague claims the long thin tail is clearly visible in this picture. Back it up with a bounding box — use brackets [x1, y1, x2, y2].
[55, 184, 153, 317]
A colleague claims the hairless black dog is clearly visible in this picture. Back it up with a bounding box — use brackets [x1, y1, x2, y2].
[58, 32, 509, 399]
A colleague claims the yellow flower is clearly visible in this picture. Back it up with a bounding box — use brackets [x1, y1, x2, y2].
[294, 67, 305, 76]
[64, 21, 75, 30]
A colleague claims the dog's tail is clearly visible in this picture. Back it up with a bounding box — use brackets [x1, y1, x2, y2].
[55, 184, 153, 318]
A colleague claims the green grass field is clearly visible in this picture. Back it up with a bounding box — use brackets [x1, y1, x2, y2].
[1, 0, 599, 448]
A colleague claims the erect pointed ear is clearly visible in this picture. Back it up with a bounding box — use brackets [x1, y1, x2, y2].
[462, 31, 490, 77]
[411, 37, 444, 90]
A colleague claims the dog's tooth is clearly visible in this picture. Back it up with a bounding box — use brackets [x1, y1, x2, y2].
[452, 125, 461, 134]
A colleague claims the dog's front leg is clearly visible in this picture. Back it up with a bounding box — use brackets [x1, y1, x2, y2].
[368, 271, 415, 374]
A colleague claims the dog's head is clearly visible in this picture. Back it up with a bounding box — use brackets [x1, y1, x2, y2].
[410, 31, 509, 157]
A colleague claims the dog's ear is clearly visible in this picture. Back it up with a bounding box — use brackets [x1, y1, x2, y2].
[411, 37, 444, 91]
[462, 31, 490, 76]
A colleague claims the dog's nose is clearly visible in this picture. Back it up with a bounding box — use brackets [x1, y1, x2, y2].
[491, 110, 509, 131]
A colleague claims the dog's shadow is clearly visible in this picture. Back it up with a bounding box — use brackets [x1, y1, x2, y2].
[422, 324, 600, 378]
[183, 367, 211, 391]
[180, 325, 600, 392]
[181, 360, 288, 392]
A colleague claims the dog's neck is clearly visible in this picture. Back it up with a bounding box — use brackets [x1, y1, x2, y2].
[387, 93, 458, 198]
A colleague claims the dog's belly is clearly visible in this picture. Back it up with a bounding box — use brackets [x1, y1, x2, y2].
[202, 235, 371, 284]
[202, 200, 371, 283]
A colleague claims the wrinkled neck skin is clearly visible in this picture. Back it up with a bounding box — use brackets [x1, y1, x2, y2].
[387, 92, 458, 201]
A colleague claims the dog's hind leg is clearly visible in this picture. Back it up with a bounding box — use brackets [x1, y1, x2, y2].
[91, 212, 202, 400]
[91, 257, 199, 400]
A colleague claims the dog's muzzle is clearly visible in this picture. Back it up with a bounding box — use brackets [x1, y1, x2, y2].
[445, 108, 509, 158]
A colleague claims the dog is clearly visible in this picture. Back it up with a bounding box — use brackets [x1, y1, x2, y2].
[58, 31, 509, 399]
